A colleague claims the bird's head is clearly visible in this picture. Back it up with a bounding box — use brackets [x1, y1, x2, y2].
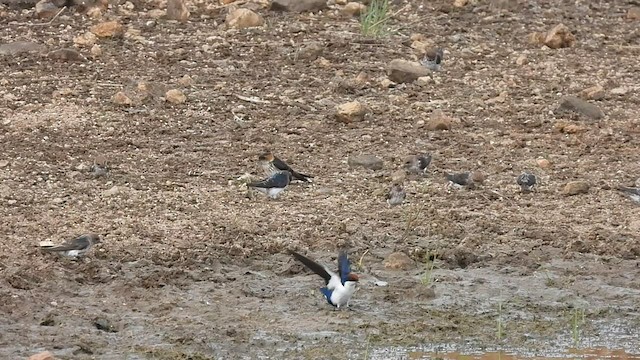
[345, 273, 359, 284]
[88, 233, 101, 243]
[258, 151, 275, 162]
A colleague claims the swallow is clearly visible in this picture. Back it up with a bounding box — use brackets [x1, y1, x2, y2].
[259, 151, 312, 183]
[446, 172, 473, 189]
[289, 249, 359, 309]
[89, 155, 109, 178]
[387, 183, 406, 206]
[617, 186, 640, 205]
[405, 153, 432, 175]
[247, 171, 292, 199]
[421, 48, 444, 71]
[41, 233, 100, 259]
[517, 172, 537, 193]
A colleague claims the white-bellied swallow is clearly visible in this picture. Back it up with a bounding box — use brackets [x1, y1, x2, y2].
[617, 186, 640, 205]
[405, 153, 432, 175]
[247, 171, 292, 199]
[517, 172, 537, 193]
[289, 249, 359, 309]
[421, 48, 444, 71]
[41, 233, 100, 259]
[387, 183, 406, 206]
[259, 151, 313, 183]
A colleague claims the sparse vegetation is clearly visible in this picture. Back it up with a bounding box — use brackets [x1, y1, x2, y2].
[497, 300, 505, 341]
[420, 252, 437, 286]
[401, 203, 427, 242]
[360, 0, 391, 37]
[356, 249, 370, 272]
[571, 307, 586, 347]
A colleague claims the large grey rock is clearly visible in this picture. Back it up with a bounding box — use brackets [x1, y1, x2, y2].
[348, 155, 383, 170]
[558, 96, 604, 120]
[0, 41, 45, 56]
[270, 0, 327, 12]
[387, 59, 429, 83]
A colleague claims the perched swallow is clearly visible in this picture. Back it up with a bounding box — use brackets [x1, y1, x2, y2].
[517, 172, 537, 193]
[247, 171, 292, 199]
[41, 233, 100, 259]
[259, 151, 312, 183]
[387, 183, 406, 206]
[405, 153, 432, 175]
[289, 249, 359, 309]
[421, 48, 444, 71]
[89, 155, 109, 178]
[617, 186, 640, 204]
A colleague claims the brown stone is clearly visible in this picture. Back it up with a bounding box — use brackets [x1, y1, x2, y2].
[426, 110, 453, 131]
[165, 89, 186, 104]
[270, 0, 327, 12]
[112, 91, 132, 106]
[387, 59, 429, 84]
[226, 8, 264, 29]
[562, 181, 590, 196]
[167, 0, 190, 22]
[90, 44, 102, 57]
[453, 0, 467, 7]
[536, 158, 551, 169]
[627, 7, 640, 20]
[335, 101, 365, 123]
[554, 121, 585, 134]
[297, 41, 324, 61]
[35, 0, 59, 18]
[91, 21, 124, 38]
[526, 32, 545, 46]
[515, 54, 528, 66]
[384, 252, 415, 270]
[581, 85, 605, 100]
[471, 171, 486, 184]
[544, 24, 575, 49]
[28, 351, 55, 360]
[73, 31, 97, 47]
[343, 2, 365, 16]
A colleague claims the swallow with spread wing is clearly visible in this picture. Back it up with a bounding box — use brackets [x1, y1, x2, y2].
[289, 249, 359, 309]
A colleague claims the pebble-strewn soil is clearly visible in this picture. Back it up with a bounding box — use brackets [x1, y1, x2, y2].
[1, 0, 639, 358]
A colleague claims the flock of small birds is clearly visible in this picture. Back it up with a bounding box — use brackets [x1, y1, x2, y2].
[36, 47, 640, 310]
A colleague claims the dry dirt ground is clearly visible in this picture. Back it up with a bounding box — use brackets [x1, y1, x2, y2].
[1, 0, 640, 358]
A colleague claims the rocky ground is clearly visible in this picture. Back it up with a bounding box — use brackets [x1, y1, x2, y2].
[1, 0, 640, 359]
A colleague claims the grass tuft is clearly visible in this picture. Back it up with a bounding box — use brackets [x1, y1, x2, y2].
[496, 300, 505, 341]
[360, 0, 390, 37]
[420, 252, 437, 286]
[571, 307, 586, 347]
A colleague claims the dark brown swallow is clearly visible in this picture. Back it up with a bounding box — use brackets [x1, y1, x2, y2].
[259, 151, 313, 183]
[41, 233, 100, 259]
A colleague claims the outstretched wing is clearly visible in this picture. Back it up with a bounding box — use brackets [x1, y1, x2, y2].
[337, 250, 352, 285]
[289, 250, 332, 285]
